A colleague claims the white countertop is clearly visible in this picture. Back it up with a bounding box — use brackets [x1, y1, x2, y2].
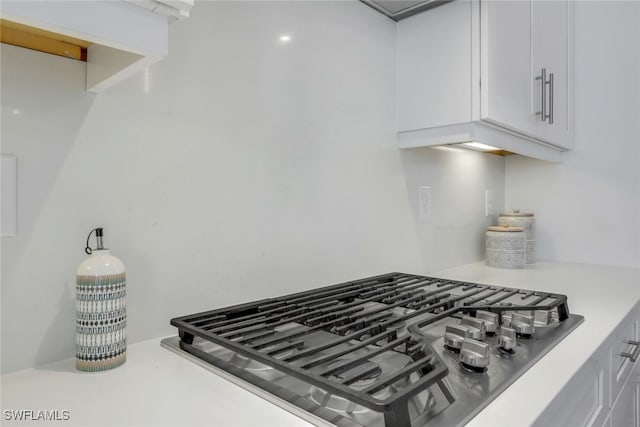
[0, 338, 312, 427]
[2, 261, 639, 427]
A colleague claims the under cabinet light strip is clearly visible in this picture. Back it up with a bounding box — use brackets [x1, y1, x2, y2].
[462, 142, 500, 151]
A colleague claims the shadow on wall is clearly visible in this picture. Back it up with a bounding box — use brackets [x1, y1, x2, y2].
[399, 146, 506, 273]
[1, 43, 97, 283]
[34, 283, 76, 372]
[1, 44, 97, 373]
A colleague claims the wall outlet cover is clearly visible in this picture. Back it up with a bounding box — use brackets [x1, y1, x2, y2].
[419, 186, 432, 221]
[485, 189, 495, 217]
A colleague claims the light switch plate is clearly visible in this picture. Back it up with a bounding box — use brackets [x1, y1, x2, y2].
[2, 155, 17, 237]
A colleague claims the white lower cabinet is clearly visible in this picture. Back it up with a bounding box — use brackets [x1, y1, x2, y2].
[533, 343, 609, 427]
[610, 305, 640, 427]
[611, 311, 639, 400]
[535, 301, 640, 427]
[611, 371, 640, 427]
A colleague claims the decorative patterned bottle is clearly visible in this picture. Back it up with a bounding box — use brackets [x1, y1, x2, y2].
[76, 228, 127, 371]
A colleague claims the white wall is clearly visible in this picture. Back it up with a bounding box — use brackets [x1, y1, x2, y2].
[505, 1, 640, 268]
[0, 1, 504, 373]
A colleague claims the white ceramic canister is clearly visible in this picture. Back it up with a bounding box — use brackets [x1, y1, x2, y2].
[76, 228, 127, 372]
[498, 210, 536, 264]
[485, 225, 526, 269]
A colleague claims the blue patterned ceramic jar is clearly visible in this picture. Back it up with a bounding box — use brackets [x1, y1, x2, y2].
[76, 228, 126, 372]
[485, 225, 526, 269]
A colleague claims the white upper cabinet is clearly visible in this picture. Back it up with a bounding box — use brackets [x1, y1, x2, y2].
[531, 0, 572, 147]
[397, 1, 474, 132]
[397, 0, 574, 161]
[481, 0, 539, 137]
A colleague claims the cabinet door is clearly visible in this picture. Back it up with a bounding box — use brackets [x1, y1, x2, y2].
[533, 342, 609, 427]
[397, 1, 473, 132]
[611, 375, 640, 427]
[531, 0, 573, 149]
[480, 0, 538, 137]
[611, 305, 640, 403]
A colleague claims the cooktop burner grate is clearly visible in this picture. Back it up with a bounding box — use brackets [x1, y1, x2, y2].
[170, 272, 574, 427]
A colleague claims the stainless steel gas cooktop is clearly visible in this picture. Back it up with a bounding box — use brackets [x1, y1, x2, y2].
[162, 272, 583, 427]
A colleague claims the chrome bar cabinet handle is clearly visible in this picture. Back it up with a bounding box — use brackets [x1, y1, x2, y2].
[548, 72, 554, 125]
[621, 340, 640, 363]
[535, 68, 547, 121]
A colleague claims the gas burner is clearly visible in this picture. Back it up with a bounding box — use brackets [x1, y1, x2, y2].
[309, 359, 435, 416]
[309, 384, 388, 414]
[309, 359, 386, 413]
[331, 303, 410, 338]
[228, 353, 272, 371]
[389, 306, 415, 329]
[328, 360, 383, 386]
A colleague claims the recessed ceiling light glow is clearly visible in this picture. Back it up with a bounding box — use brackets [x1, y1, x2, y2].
[11, 108, 21, 115]
[462, 142, 500, 151]
[278, 34, 292, 43]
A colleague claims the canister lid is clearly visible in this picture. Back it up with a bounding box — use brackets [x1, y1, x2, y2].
[499, 209, 534, 217]
[488, 224, 524, 232]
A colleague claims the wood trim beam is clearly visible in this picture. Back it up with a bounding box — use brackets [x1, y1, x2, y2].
[0, 19, 89, 61]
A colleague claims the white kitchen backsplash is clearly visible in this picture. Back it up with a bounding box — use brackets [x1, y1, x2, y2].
[3, 0, 638, 376]
[0, 1, 505, 374]
[3, 0, 637, 376]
